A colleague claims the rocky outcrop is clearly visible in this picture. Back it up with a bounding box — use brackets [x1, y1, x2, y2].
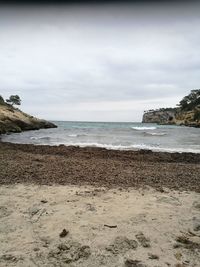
[142, 107, 200, 128]
[142, 109, 176, 124]
[0, 103, 57, 134]
[142, 90, 200, 127]
[174, 108, 200, 127]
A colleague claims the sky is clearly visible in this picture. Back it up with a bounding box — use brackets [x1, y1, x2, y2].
[0, 1, 200, 122]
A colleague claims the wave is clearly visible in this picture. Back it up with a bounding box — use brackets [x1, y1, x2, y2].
[144, 132, 167, 136]
[131, 126, 157, 131]
[67, 134, 88, 137]
[53, 142, 200, 153]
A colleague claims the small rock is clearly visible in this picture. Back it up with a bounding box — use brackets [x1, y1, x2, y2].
[41, 199, 48, 203]
[124, 259, 147, 267]
[59, 229, 69, 238]
[104, 224, 117, 228]
[159, 187, 165, 193]
[148, 253, 159, 259]
[135, 232, 150, 248]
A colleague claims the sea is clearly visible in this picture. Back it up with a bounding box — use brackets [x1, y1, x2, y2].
[1, 121, 200, 153]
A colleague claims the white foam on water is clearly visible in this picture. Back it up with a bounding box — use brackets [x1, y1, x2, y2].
[68, 134, 78, 137]
[30, 137, 38, 140]
[132, 126, 157, 130]
[53, 142, 200, 153]
[144, 132, 167, 136]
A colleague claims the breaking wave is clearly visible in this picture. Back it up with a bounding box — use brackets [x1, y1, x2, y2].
[53, 142, 200, 153]
[131, 126, 157, 131]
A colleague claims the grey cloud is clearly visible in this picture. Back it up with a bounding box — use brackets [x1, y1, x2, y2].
[0, 3, 200, 121]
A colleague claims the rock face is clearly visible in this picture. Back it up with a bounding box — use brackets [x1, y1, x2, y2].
[0, 103, 57, 134]
[142, 109, 176, 124]
[142, 107, 200, 128]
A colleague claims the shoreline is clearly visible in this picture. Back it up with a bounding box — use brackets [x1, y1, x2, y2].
[0, 142, 200, 192]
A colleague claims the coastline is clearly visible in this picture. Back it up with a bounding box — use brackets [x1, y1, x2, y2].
[0, 142, 200, 192]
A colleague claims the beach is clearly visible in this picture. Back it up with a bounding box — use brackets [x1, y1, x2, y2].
[0, 142, 200, 266]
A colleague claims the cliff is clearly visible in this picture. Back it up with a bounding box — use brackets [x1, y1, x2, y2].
[142, 107, 200, 128]
[0, 103, 57, 134]
[142, 90, 200, 128]
[142, 108, 176, 124]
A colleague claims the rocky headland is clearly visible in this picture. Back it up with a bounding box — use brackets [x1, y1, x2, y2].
[0, 103, 57, 135]
[142, 89, 200, 127]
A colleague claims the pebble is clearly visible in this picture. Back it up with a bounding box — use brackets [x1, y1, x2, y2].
[59, 229, 69, 238]
[41, 199, 48, 203]
[148, 253, 159, 259]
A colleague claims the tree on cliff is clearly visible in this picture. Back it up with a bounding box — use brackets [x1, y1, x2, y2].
[179, 89, 200, 111]
[6, 95, 21, 106]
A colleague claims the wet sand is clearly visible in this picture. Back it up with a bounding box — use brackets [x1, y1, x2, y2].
[0, 142, 200, 192]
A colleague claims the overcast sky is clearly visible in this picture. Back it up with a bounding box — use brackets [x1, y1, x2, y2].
[0, 1, 200, 121]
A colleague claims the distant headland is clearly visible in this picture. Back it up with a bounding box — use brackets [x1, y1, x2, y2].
[0, 95, 57, 134]
[142, 89, 200, 128]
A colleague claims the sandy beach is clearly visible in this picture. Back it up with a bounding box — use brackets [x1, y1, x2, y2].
[0, 142, 200, 267]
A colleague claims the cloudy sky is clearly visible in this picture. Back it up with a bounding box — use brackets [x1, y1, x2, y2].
[0, 1, 200, 121]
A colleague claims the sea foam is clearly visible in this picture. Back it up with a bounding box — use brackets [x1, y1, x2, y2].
[131, 126, 157, 130]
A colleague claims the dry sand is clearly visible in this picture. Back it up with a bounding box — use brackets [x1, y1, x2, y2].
[0, 184, 200, 267]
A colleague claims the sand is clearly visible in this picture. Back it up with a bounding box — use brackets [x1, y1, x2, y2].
[0, 184, 200, 267]
[1, 142, 200, 266]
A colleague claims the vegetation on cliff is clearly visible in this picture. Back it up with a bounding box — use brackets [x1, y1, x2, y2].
[0, 95, 57, 134]
[178, 89, 200, 111]
[143, 89, 200, 127]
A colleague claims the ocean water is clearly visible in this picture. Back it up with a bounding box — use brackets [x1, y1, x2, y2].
[1, 121, 200, 153]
